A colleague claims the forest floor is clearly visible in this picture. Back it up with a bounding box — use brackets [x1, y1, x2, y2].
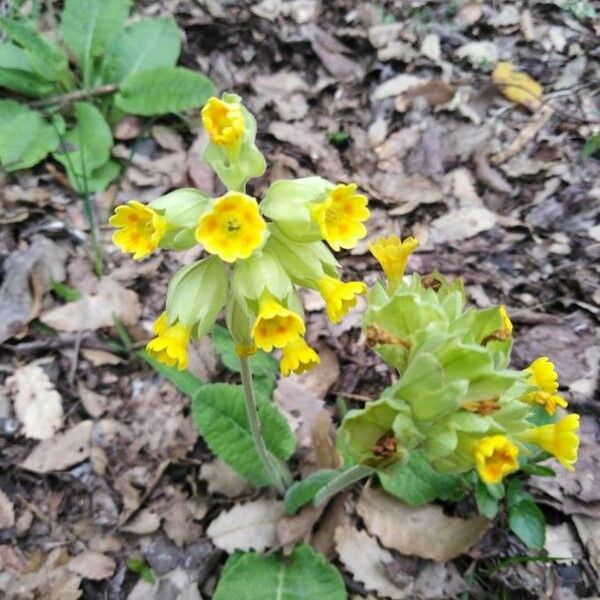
[1, 1, 599, 598]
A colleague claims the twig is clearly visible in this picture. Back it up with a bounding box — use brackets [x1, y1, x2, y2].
[28, 84, 119, 109]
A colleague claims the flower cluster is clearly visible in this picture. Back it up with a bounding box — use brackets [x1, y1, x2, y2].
[110, 93, 370, 374]
[340, 237, 579, 486]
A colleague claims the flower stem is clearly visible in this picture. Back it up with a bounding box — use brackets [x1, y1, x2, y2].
[239, 356, 286, 494]
[313, 465, 375, 507]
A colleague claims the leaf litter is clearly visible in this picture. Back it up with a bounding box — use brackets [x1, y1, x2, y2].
[1, 1, 600, 598]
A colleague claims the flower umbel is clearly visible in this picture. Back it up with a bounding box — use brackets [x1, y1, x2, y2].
[110, 200, 167, 260]
[280, 336, 320, 376]
[195, 192, 266, 263]
[201, 96, 245, 147]
[473, 435, 519, 484]
[317, 276, 367, 323]
[368, 235, 419, 289]
[251, 293, 305, 352]
[146, 312, 190, 371]
[311, 183, 369, 251]
[519, 414, 579, 471]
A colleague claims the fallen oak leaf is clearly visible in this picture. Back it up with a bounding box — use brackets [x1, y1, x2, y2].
[357, 486, 489, 562]
[207, 499, 285, 553]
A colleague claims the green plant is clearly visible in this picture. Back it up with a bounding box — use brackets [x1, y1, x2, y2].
[0, 0, 214, 193]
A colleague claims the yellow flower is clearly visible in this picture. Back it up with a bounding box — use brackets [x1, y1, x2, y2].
[201, 96, 245, 147]
[518, 414, 579, 471]
[146, 312, 190, 371]
[527, 356, 558, 393]
[280, 336, 320, 376]
[368, 235, 418, 287]
[251, 293, 305, 352]
[109, 200, 167, 260]
[499, 305, 512, 335]
[473, 435, 519, 484]
[311, 183, 369, 251]
[195, 192, 266, 263]
[522, 391, 568, 416]
[317, 276, 366, 323]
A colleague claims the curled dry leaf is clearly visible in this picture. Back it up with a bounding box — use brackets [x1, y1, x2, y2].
[357, 486, 489, 562]
[40, 277, 141, 332]
[335, 525, 410, 600]
[68, 551, 116, 580]
[8, 364, 64, 440]
[20, 420, 93, 473]
[0, 236, 66, 343]
[206, 499, 285, 553]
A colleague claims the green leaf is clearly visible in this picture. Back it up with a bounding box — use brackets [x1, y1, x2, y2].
[101, 17, 181, 83]
[138, 349, 203, 398]
[508, 499, 546, 549]
[115, 66, 214, 116]
[0, 44, 56, 97]
[53, 101, 113, 191]
[0, 104, 63, 170]
[475, 479, 500, 519]
[521, 463, 555, 477]
[213, 544, 346, 600]
[378, 450, 465, 506]
[0, 17, 68, 82]
[61, 0, 130, 61]
[192, 383, 295, 487]
[284, 470, 339, 514]
[582, 131, 600, 159]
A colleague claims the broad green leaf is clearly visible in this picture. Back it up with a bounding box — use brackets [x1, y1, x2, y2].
[61, 158, 121, 194]
[0, 17, 68, 82]
[0, 45, 56, 97]
[138, 349, 203, 398]
[53, 101, 113, 190]
[61, 0, 130, 85]
[508, 499, 545, 549]
[0, 106, 63, 170]
[115, 66, 214, 116]
[101, 17, 180, 83]
[51, 281, 82, 302]
[378, 450, 465, 506]
[284, 470, 339, 514]
[474, 479, 500, 519]
[192, 383, 295, 487]
[213, 544, 346, 600]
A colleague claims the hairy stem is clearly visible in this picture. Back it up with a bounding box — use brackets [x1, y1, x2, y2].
[239, 356, 286, 494]
[28, 84, 119, 109]
[313, 465, 375, 507]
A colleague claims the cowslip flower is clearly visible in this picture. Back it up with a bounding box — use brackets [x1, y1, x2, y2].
[368, 235, 419, 289]
[146, 312, 191, 371]
[201, 96, 245, 147]
[523, 391, 568, 416]
[195, 192, 266, 263]
[280, 336, 320, 376]
[109, 200, 167, 260]
[518, 414, 579, 471]
[251, 292, 305, 352]
[527, 356, 558, 393]
[311, 183, 369, 251]
[317, 276, 367, 323]
[473, 435, 519, 484]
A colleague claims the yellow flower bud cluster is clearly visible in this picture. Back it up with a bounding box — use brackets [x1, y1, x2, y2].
[110, 94, 370, 375]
